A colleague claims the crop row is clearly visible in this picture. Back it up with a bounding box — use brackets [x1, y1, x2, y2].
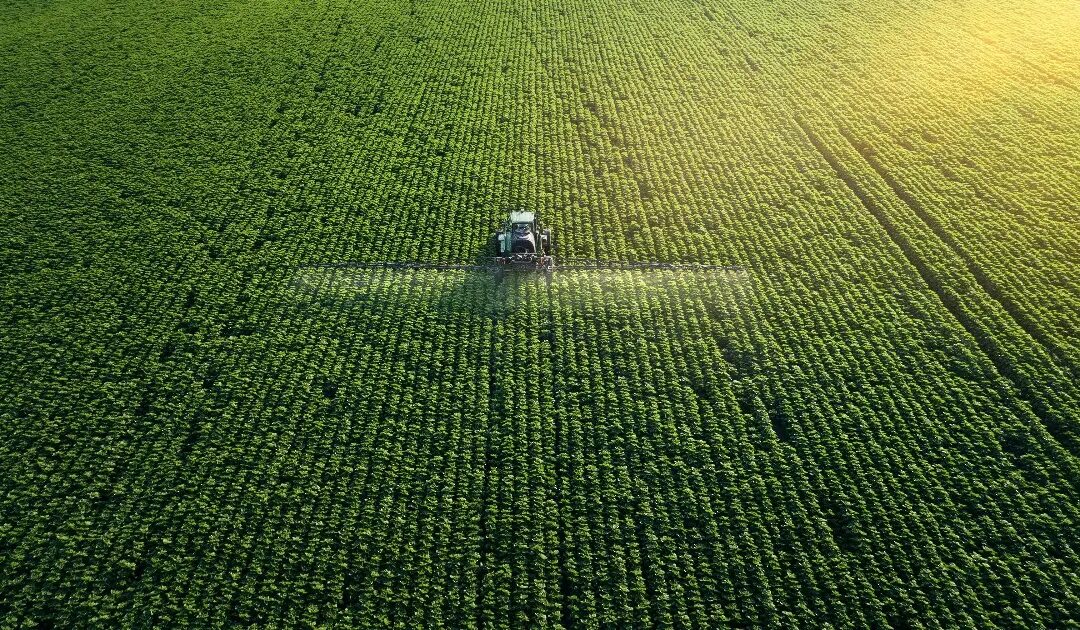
[2, 0, 1079, 626]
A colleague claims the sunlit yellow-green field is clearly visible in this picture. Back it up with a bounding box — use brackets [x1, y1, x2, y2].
[1, 0, 1078, 626]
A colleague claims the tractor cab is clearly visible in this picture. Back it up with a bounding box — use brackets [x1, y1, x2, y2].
[494, 210, 554, 270]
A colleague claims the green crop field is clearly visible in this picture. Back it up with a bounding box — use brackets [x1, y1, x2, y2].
[2, 0, 1079, 627]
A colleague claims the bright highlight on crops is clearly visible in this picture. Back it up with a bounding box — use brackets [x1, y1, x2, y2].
[1, 0, 1078, 626]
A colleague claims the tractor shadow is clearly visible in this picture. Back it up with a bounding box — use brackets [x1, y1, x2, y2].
[289, 265, 545, 323]
[432, 268, 546, 320]
[291, 263, 750, 325]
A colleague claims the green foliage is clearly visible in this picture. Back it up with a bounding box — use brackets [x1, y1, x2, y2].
[1, 0, 1078, 627]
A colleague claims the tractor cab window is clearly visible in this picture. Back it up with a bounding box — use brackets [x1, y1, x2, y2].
[511, 222, 536, 253]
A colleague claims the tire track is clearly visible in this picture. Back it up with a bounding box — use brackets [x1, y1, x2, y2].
[794, 115, 1080, 457]
[964, 28, 1078, 94]
[837, 127, 1077, 380]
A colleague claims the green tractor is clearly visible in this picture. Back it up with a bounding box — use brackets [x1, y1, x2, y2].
[494, 210, 554, 271]
[299, 208, 743, 275]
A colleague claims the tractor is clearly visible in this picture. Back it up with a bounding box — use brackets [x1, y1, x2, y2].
[494, 210, 554, 271]
[302, 209, 743, 275]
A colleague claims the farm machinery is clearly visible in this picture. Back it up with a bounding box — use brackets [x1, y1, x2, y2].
[307, 209, 742, 275]
[494, 210, 554, 271]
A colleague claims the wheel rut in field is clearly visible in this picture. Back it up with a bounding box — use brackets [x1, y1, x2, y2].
[964, 28, 1078, 94]
[544, 281, 575, 630]
[793, 115, 1079, 457]
[837, 127, 1076, 380]
[474, 318, 500, 628]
